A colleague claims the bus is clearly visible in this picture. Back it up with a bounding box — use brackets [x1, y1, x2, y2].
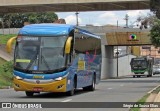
[130, 56, 153, 78]
[7, 24, 101, 96]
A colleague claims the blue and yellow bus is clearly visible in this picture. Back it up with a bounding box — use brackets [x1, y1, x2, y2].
[7, 24, 101, 96]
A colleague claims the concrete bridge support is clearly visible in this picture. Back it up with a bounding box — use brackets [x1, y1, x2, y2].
[101, 45, 115, 79]
[101, 45, 135, 79]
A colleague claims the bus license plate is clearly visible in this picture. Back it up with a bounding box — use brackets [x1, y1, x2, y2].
[33, 87, 43, 92]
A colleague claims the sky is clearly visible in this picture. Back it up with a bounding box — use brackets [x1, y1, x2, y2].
[56, 10, 152, 27]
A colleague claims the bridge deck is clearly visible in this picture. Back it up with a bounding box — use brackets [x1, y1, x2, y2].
[0, 0, 150, 13]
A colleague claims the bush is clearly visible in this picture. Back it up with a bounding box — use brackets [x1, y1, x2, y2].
[0, 61, 13, 85]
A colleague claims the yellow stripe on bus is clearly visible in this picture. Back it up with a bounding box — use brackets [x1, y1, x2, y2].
[16, 59, 31, 63]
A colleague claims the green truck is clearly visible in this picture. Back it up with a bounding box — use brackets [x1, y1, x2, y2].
[130, 57, 153, 78]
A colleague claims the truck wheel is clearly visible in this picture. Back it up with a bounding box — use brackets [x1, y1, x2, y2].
[25, 91, 34, 97]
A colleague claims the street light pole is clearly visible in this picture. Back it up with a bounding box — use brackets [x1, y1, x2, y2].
[116, 20, 119, 77]
[116, 46, 119, 77]
[75, 12, 79, 26]
[124, 14, 129, 28]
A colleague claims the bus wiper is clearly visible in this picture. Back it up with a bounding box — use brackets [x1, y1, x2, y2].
[41, 55, 50, 70]
[26, 51, 39, 70]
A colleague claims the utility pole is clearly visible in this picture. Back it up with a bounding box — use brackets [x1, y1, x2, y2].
[75, 12, 79, 26]
[116, 20, 119, 77]
[124, 14, 129, 28]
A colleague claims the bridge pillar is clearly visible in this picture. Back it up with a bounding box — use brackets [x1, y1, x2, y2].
[101, 45, 115, 79]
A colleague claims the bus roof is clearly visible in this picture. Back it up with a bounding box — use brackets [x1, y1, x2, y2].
[19, 24, 75, 36]
[18, 24, 100, 39]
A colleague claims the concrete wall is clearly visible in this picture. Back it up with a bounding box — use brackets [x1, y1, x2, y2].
[0, 28, 19, 35]
[101, 44, 136, 79]
[101, 55, 136, 79]
[112, 55, 136, 78]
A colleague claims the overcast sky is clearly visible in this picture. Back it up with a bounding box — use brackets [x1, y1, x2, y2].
[56, 10, 152, 27]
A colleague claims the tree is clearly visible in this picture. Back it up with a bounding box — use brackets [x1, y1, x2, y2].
[150, 0, 160, 19]
[150, 19, 160, 47]
[1, 12, 58, 28]
[28, 12, 58, 24]
[136, 13, 156, 30]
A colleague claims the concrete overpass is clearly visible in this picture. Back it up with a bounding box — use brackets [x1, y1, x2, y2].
[0, 0, 150, 13]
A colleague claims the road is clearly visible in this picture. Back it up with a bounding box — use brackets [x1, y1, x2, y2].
[0, 75, 160, 111]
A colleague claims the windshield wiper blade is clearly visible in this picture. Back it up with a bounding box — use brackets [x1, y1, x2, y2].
[26, 53, 38, 70]
[41, 55, 50, 70]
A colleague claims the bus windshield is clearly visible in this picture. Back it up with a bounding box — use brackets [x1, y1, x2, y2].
[15, 36, 67, 73]
[131, 60, 147, 68]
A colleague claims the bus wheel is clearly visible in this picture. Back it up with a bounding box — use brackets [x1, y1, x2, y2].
[25, 91, 34, 97]
[88, 75, 96, 91]
[67, 80, 76, 96]
[147, 75, 150, 77]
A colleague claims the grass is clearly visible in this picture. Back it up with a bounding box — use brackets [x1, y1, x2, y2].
[0, 34, 17, 44]
[130, 94, 150, 111]
[130, 85, 160, 111]
[0, 58, 13, 88]
[0, 57, 6, 66]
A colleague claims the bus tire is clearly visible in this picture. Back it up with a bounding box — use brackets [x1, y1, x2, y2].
[147, 75, 150, 77]
[150, 71, 153, 77]
[25, 91, 34, 97]
[67, 77, 76, 96]
[88, 74, 96, 91]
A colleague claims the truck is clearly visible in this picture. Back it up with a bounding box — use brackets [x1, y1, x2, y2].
[130, 56, 153, 78]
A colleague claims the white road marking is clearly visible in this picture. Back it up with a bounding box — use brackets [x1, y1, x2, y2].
[61, 99, 72, 102]
[107, 88, 112, 90]
[120, 84, 124, 86]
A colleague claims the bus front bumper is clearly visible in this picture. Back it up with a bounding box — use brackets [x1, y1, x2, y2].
[13, 78, 67, 92]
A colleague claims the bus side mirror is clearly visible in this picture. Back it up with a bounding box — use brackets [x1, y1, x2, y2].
[65, 37, 72, 54]
[6, 37, 17, 53]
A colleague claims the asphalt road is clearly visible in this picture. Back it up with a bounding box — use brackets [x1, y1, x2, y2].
[0, 75, 160, 111]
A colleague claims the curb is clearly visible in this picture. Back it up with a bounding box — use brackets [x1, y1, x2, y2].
[149, 91, 160, 111]
[0, 86, 11, 89]
[147, 85, 160, 94]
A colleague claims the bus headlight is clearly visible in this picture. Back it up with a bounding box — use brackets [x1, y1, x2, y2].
[15, 76, 23, 80]
[55, 77, 63, 81]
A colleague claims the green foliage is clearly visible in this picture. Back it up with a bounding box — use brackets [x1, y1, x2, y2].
[29, 12, 58, 24]
[1, 12, 58, 28]
[0, 60, 13, 87]
[150, 0, 160, 19]
[150, 19, 160, 47]
[0, 34, 17, 44]
[130, 94, 150, 111]
[2, 61, 13, 73]
[0, 57, 6, 66]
